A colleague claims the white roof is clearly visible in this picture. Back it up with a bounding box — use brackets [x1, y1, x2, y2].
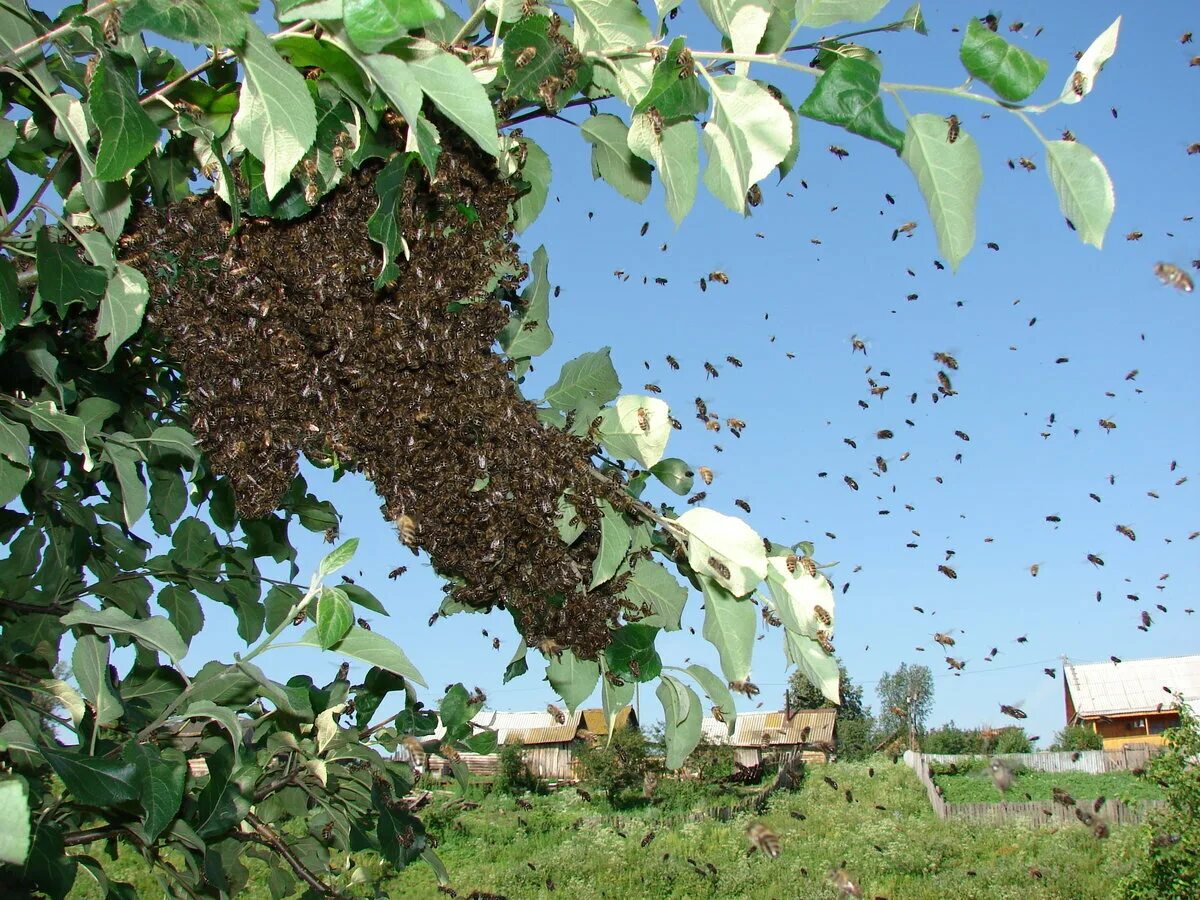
[432, 709, 583, 745]
[701, 717, 733, 743]
[1065, 654, 1200, 718]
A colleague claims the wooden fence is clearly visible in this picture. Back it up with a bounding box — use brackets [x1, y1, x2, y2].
[903, 751, 1161, 826]
[917, 744, 1159, 774]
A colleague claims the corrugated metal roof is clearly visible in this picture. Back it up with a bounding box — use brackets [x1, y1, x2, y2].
[473, 709, 583, 745]
[699, 709, 836, 747]
[1065, 654, 1200, 718]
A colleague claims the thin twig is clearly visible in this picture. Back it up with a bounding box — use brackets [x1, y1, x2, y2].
[499, 95, 608, 128]
[0, 595, 71, 614]
[0, 0, 122, 69]
[244, 812, 348, 899]
[0, 152, 70, 238]
[63, 824, 135, 847]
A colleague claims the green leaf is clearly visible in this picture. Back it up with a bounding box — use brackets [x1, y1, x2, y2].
[340, 583, 389, 616]
[148, 425, 200, 464]
[895, 2, 927, 34]
[601, 660, 635, 737]
[40, 747, 140, 808]
[604, 623, 661, 682]
[649, 458, 694, 496]
[439, 683, 471, 734]
[684, 663, 736, 734]
[462, 731, 497, 754]
[72, 634, 123, 727]
[569, 0, 652, 54]
[1045, 140, 1114, 250]
[958, 18, 1048, 102]
[765, 554, 833, 638]
[627, 114, 700, 225]
[94, 265, 149, 364]
[544, 347, 621, 410]
[0, 459, 29, 506]
[619, 559, 687, 631]
[38, 679, 85, 729]
[25, 401, 92, 470]
[345, 0, 444, 53]
[124, 743, 185, 843]
[0, 414, 30, 468]
[900, 112, 981, 271]
[785, 630, 840, 704]
[89, 54, 159, 181]
[234, 20, 317, 200]
[61, 603, 188, 665]
[699, 576, 756, 683]
[793, 0, 888, 29]
[677, 507, 768, 597]
[500, 245, 553, 359]
[598, 395, 671, 468]
[358, 54, 432, 168]
[503, 15, 572, 102]
[100, 436, 147, 529]
[148, 468, 188, 536]
[192, 741, 250, 839]
[278, 0, 346, 23]
[274, 35, 373, 110]
[1060, 17, 1120, 104]
[702, 75, 793, 214]
[264, 584, 302, 634]
[0, 255, 23, 329]
[408, 44, 499, 158]
[366, 152, 416, 289]
[236, 661, 314, 719]
[580, 115, 652, 204]
[511, 136, 551, 234]
[318, 538, 359, 577]
[798, 57, 904, 151]
[0, 778, 31, 866]
[635, 37, 709, 119]
[179, 700, 244, 766]
[123, 0, 248, 45]
[35, 230, 107, 317]
[296, 625, 426, 685]
[0, 2, 56, 94]
[591, 501, 632, 589]
[656, 675, 701, 769]
[48, 95, 132, 240]
[315, 586, 354, 649]
[158, 585, 204, 646]
[545, 649, 599, 712]
[698, 0, 771, 77]
[504, 639, 529, 683]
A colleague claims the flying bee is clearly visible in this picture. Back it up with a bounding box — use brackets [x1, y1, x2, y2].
[1153, 262, 1194, 292]
[727, 417, 746, 430]
[1018, 157, 1036, 171]
[850, 335, 868, 355]
[735, 498, 751, 513]
[687, 491, 707, 504]
[938, 564, 957, 579]
[667, 354, 680, 369]
[1126, 230, 1143, 241]
[604, 670, 625, 687]
[643, 383, 662, 394]
[636, 407, 651, 433]
[814, 605, 832, 626]
[875, 456, 888, 474]
[395, 513, 418, 552]
[707, 556, 731, 580]
[1087, 553, 1105, 567]
[321, 820, 336, 843]
[829, 145, 849, 159]
[746, 822, 781, 858]
[698, 465, 714, 485]
[646, 105, 664, 137]
[1071, 70, 1087, 96]
[388, 566, 407, 579]
[704, 361, 720, 379]
[933, 351, 959, 370]
[946, 657, 966, 671]
[428, 612, 439, 626]
[1098, 419, 1117, 431]
[1116, 524, 1136, 541]
[357, 617, 371, 631]
[844, 475, 859, 491]
[668, 416, 682, 430]
[1000, 704, 1027, 720]
[439, 743, 461, 763]
[1062, 129, 1076, 142]
[729, 679, 760, 698]
[711, 705, 725, 723]
[514, 46, 537, 68]
[710, 271, 729, 284]
[726, 355, 743, 368]
[695, 397, 707, 417]
[937, 371, 956, 396]
[954, 430, 970, 442]
[945, 114, 960, 143]
[876, 429, 894, 440]
[547, 703, 566, 724]
[746, 184, 763, 208]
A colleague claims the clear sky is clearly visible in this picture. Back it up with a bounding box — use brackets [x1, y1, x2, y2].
[32, 1, 1200, 748]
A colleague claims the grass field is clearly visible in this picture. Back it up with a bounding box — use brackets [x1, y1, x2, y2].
[68, 757, 1148, 899]
[930, 766, 1164, 805]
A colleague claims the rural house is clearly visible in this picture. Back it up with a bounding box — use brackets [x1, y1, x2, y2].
[1063, 653, 1199, 749]
[700, 708, 837, 766]
[401, 706, 638, 780]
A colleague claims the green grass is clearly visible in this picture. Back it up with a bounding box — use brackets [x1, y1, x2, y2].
[69, 757, 1148, 899]
[932, 768, 1165, 805]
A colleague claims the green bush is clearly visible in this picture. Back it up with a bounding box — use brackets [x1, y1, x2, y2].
[692, 736, 736, 784]
[922, 722, 984, 754]
[575, 727, 651, 805]
[494, 741, 539, 796]
[1051, 724, 1105, 751]
[990, 728, 1033, 754]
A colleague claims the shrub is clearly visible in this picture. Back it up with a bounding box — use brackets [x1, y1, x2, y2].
[1051, 724, 1104, 752]
[990, 728, 1033, 754]
[692, 736, 736, 784]
[922, 722, 983, 755]
[575, 727, 650, 805]
[495, 741, 539, 795]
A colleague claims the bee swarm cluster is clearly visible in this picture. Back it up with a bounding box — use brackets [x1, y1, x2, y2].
[127, 133, 633, 657]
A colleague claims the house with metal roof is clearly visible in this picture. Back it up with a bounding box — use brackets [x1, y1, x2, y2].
[700, 708, 837, 766]
[1064, 653, 1200, 750]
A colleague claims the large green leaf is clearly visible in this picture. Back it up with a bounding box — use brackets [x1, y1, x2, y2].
[656, 675, 701, 769]
[234, 21, 317, 200]
[785, 630, 840, 704]
[544, 347, 621, 410]
[900, 112, 981, 270]
[236, 661, 314, 719]
[604, 623, 662, 682]
[635, 37, 709, 119]
[157, 585, 204, 645]
[649, 458, 693, 496]
[590, 500, 632, 589]
[366, 152, 417, 288]
[627, 114, 699, 225]
[511, 136, 551, 233]
[798, 57, 904, 151]
[598, 395, 671, 468]
[503, 15, 579, 103]
[702, 75, 793, 214]
[100, 436, 147, 529]
[345, 0, 444, 53]
[61, 603, 188, 665]
[0, 256, 22, 329]
[793, 0, 888, 29]
[89, 54, 159, 181]
[318, 538, 359, 577]
[958, 18, 1048, 102]
[358, 54, 436, 172]
[35, 230, 107, 317]
[500, 245, 553, 359]
[765, 554, 833, 638]
[0, 2, 56, 94]
[123, 0, 248, 45]
[408, 43, 499, 158]
[545, 649, 599, 712]
[295, 625, 426, 685]
[95, 265, 150, 365]
[1059, 17, 1120, 104]
[191, 742, 250, 839]
[620, 559, 687, 631]
[684, 663, 736, 734]
[0, 778, 31, 865]
[124, 743, 185, 843]
[315, 587, 355, 649]
[600, 662, 635, 738]
[677, 507, 767, 597]
[48, 95, 131, 240]
[0, 413, 30, 468]
[1045, 140, 1114, 250]
[72, 634, 123, 727]
[40, 747, 140, 808]
[580, 115, 652, 204]
[699, 576, 756, 683]
[696, 0, 771, 77]
[179, 700, 244, 766]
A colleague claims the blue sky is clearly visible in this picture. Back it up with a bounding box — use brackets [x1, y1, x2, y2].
[23, 0, 1200, 747]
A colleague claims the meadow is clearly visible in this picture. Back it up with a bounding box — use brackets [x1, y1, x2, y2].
[929, 764, 1164, 806]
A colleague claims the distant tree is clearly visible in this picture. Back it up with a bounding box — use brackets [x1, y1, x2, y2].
[877, 663, 934, 749]
[990, 728, 1033, 755]
[922, 721, 983, 755]
[575, 727, 651, 805]
[1050, 724, 1104, 752]
[786, 658, 876, 759]
[494, 740, 538, 795]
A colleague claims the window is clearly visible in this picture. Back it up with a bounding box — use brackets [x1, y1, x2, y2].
[1126, 718, 1146, 730]
[1149, 715, 1179, 735]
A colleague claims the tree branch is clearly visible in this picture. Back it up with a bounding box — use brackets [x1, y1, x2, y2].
[0, 595, 70, 615]
[499, 95, 609, 129]
[242, 812, 349, 899]
[63, 824, 137, 847]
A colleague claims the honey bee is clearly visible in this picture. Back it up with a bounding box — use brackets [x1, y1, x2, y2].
[304, 181, 319, 206]
[173, 99, 205, 120]
[687, 491, 707, 504]
[102, 8, 122, 45]
[321, 820, 336, 842]
[357, 617, 371, 631]
[829, 145, 849, 159]
[746, 822, 781, 858]
[293, 610, 308, 626]
[492, 637, 501, 649]
[938, 564, 957, 579]
[604, 670, 625, 687]
[1115, 524, 1136, 541]
[636, 407, 651, 433]
[746, 184, 763, 207]
[428, 612, 439, 626]
[547, 703, 566, 724]
[946, 657, 966, 671]
[1071, 71, 1086, 96]
[954, 430, 970, 442]
[850, 335, 868, 355]
[828, 867, 863, 898]
[514, 46, 537, 68]
[676, 47, 695, 77]
[1018, 157, 1036, 171]
[937, 371, 956, 396]
[699, 277, 707, 292]
[727, 417, 746, 430]
[785, 554, 799, 573]
[1086, 553, 1105, 567]
[1153, 262, 1194, 292]
[799, 556, 817, 577]
[586, 415, 604, 441]
[698, 465, 714, 485]
[735, 498, 751, 513]
[666, 354, 680, 369]
[643, 383, 662, 393]
[668, 416, 682, 430]
[876, 429, 894, 440]
[933, 351, 959, 370]
[332, 136, 347, 169]
[814, 605, 832, 626]
[1189, 143, 1200, 155]
[945, 114, 960, 143]
[729, 679, 760, 697]
[1062, 129, 1076, 142]
[934, 631, 956, 647]
[844, 475, 859, 491]
[816, 629, 835, 653]
[395, 513, 418, 551]
[875, 455, 888, 474]
[388, 565, 408, 579]
[1098, 419, 1117, 431]
[709, 271, 729, 284]
[726, 355, 743, 368]
[707, 556, 731, 579]
[999, 703, 1027, 719]
[439, 743, 461, 763]
[711, 705, 726, 723]
[704, 361, 719, 379]
[646, 106, 664, 137]
[628, 658, 641, 678]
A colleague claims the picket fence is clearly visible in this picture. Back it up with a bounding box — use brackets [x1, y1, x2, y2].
[917, 745, 1158, 775]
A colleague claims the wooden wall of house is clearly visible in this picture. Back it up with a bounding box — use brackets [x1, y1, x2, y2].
[1091, 711, 1178, 749]
[522, 745, 575, 779]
